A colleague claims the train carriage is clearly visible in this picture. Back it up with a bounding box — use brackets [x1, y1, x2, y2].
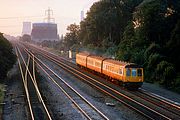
[102, 59, 126, 81]
[102, 59, 143, 88]
[76, 52, 90, 67]
[86, 56, 104, 73]
[76, 52, 144, 89]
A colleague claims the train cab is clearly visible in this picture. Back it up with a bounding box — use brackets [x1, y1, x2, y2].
[124, 64, 144, 89]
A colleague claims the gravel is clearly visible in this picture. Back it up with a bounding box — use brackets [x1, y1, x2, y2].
[37, 72, 86, 120]
[3, 63, 27, 120]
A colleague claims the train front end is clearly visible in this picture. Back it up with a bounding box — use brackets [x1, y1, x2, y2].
[124, 64, 144, 89]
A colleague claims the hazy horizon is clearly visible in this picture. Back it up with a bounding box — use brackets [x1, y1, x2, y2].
[0, 0, 99, 37]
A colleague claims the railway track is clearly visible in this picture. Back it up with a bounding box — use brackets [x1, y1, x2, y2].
[140, 88, 180, 108]
[22, 46, 109, 120]
[15, 45, 52, 120]
[135, 88, 180, 116]
[22, 43, 180, 120]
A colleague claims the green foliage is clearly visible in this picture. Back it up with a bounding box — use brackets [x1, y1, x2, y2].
[166, 20, 180, 71]
[173, 76, 180, 93]
[115, 0, 180, 91]
[156, 61, 176, 88]
[60, 0, 180, 92]
[20, 34, 31, 42]
[116, 44, 132, 61]
[132, 48, 145, 65]
[0, 33, 16, 81]
[144, 43, 161, 60]
[79, 0, 143, 49]
[134, 0, 168, 46]
[147, 53, 162, 69]
[64, 23, 80, 50]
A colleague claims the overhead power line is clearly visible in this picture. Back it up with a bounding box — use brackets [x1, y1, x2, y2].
[0, 25, 21, 28]
[0, 15, 44, 19]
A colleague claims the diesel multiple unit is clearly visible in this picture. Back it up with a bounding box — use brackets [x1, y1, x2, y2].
[76, 52, 144, 89]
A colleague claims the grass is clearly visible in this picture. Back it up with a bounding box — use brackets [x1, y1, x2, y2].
[0, 84, 5, 100]
[0, 83, 5, 116]
[172, 76, 180, 94]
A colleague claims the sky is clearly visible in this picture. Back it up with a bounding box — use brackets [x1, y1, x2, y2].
[0, 0, 99, 36]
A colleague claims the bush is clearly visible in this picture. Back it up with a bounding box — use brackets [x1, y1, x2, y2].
[0, 33, 16, 82]
[156, 61, 176, 88]
[173, 77, 180, 93]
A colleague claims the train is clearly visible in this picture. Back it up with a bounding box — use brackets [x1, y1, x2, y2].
[76, 52, 144, 89]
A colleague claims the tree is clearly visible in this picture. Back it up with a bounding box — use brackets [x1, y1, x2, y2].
[166, 20, 180, 71]
[0, 33, 16, 81]
[20, 34, 31, 42]
[64, 23, 80, 50]
[79, 0, 143, 49]
[156, 61, 176, 88]
[144, 43, 161, 61]
[61, 0, 180, 91]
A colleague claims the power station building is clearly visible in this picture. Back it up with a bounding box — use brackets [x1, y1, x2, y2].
[31, 8, 59, 43]
[31, 23, 58, 42]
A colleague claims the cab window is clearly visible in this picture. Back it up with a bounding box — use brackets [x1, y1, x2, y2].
[137, 69, 142, 76]
[132, 69, 136, 76]
[126, 68, 131, 76]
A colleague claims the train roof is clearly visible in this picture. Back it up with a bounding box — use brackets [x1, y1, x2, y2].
[104, 59, 127, 66]
[77, 52, 104, 59]
[88, 55, 105, 60]
[77, 52, 90, 56]
[103, 59, 139, 67]
[77, 52, 142, 68]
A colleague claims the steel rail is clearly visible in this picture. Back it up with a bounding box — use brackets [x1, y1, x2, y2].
[16, 46, 52, 120]
[17, 46, 43, 101]
[137, 88, 180, 117]
[24, 54, 30, 87]
[32, 54, 41, 102]
[32, 54, 38, 86]
[15, 47, 35, 120]
[36, 59, 93, 120]
[140, 88, 180, 109]
[25, 47, 109, 120]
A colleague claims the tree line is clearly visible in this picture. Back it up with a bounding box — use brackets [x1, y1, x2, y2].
[40, 0, 180, 92]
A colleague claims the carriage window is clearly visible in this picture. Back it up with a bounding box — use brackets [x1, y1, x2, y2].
[137, 69, 142, 76]
[126, 68, 131, 76]
[119, 68, 122, 74]
[132, 69, 136, 76]
[95, 62, 100, 67]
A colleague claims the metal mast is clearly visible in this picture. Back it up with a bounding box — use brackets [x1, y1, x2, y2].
[44, 7, 55, 23]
